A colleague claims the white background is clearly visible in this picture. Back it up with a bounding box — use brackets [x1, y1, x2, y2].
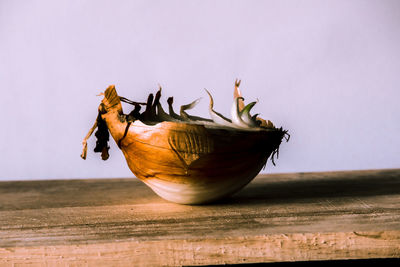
[1, 0, 399, 180]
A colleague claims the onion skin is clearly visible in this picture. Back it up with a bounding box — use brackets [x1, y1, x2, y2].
[205, 89, 233, 127]
[231, 96, 250, 128]
[240, 101, 258, 127]
[93, 85, 287, 204]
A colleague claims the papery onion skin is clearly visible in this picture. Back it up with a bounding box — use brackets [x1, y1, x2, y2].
[231, 97, 251, 128]
[81, 83, 289, 204]
[205, 89, 234, 127]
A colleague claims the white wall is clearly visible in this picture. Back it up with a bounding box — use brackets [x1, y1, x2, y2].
[1, 0, 399, 180]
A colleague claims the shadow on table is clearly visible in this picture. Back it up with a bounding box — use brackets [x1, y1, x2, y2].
[1, 169, 399, 209]
[223, 169, 400, 205]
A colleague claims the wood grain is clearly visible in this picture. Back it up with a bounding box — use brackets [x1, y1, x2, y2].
[1, 169, 400, 266]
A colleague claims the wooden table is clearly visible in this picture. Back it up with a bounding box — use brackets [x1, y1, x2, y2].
[1, 169, 399, 266]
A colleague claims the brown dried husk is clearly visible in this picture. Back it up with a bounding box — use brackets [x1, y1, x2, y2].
[82, 85, 288, 204]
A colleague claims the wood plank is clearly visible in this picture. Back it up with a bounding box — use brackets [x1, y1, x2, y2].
[1, 169, 400, 265]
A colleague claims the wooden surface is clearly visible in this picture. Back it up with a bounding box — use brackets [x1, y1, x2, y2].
[1, 169, 400, 266]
